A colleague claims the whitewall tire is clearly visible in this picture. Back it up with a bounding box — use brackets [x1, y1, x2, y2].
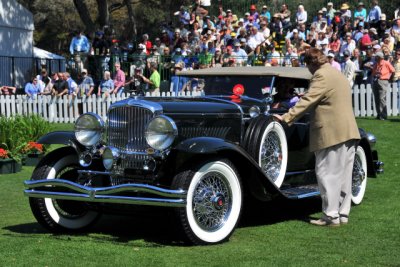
[352, 146, 368, 205]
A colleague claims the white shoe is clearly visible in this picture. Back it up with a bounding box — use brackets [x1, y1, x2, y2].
[340, 216, 349, 224]
[310, 217, 340, 227]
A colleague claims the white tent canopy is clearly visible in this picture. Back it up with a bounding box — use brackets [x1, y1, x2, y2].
[34, 47, 65, 60]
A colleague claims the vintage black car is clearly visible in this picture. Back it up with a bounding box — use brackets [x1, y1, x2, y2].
[24, 67, 383, 245]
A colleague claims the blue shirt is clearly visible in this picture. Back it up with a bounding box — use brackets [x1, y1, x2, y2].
[367, 6, 381, 22]
[70, 35, 90, 54]
[99, 79, 114, 93]
[260, 11, 271, 22]
[25, 82, 41, 97]
[171, 75, 189, 93]
[79, 76, 95, 94]
[354, 8, 367, 21]
[67, 77, 78, 94]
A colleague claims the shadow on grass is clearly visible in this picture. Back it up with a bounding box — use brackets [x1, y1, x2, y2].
[3, 197, 321, 246]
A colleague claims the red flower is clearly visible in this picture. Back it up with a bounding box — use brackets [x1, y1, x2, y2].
[22, 142, 43, 154]
[0, 148, 9, 159]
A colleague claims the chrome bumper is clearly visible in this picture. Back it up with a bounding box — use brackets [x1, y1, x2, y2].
[24, 179, 187, 207]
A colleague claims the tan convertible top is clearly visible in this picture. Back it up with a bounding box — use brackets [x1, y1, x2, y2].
[177, 66, 312, 80]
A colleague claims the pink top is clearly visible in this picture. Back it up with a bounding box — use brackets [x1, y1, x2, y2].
[331, 60, 341, 72]
[113, 69, 126, 89]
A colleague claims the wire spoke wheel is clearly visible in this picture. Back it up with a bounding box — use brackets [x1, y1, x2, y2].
[257, 121, 288, 188]
[172, 159, 242, 245]
[352, 146, 367, 205]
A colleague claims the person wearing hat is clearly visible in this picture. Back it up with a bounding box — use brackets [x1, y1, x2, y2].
[342, 50, 357, 88]
[249, 4, 259, 22]
[172, 28, 185, 51]
[326, 2, 336, 20]
[372, 51, 394, 120]
[359, 28, 374, 51]
[78, 69, 95, 97]
[271, 13, 283, 41]
[340, 3, 352, 22]
[295, 4, 307, 25]
[273, 48, 360, 227]
[170, 61, 188, 93]
[353, 2, 367, 28]
[327, 52, 341, 71]
[232, 41, 248, 66]
[353, 22, 364, 42]
[260, 5, 271, 23]
[367, 0, 381, 28]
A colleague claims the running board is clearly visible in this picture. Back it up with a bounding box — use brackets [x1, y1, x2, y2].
[281, 185, 320, 199]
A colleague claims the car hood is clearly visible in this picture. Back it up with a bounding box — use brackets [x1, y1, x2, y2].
[110, 96, 245, 115]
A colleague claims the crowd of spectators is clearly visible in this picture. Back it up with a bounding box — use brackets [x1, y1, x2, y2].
[2, 0, 400, 103]
[68, 1, 400, 88]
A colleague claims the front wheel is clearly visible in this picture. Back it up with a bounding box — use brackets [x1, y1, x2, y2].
[172, 159, 242, 245]
[29, 148, 100, 232]
[352, 146, 368, 205]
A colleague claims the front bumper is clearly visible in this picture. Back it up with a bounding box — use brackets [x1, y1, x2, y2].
[24, 179, 187, 208]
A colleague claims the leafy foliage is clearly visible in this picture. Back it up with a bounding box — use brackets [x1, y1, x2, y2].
[0, 115, 52, 162]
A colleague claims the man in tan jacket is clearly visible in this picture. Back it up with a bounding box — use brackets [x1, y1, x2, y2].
[274, 48, 360, 226]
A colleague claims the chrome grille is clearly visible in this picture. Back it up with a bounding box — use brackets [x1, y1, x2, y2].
[107, 106, 154, 152]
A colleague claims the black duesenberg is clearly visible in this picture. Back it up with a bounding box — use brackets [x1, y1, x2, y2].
[24, 67, 383, 245]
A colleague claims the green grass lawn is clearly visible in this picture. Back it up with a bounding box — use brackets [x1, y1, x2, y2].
[0, 119, 399, 266]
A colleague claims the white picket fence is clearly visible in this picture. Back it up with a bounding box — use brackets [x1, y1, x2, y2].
[0, 91, 202, 123]
[0, 84, 399, 122]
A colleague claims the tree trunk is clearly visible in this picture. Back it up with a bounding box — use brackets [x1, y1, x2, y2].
[96, 0, 109, 27]
[72, 0, 95, 33]
[123, 0, 137, 37]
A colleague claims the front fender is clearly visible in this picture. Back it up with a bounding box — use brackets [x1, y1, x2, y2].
[172, 137, 282, 201]
[38, 131, 76, 145]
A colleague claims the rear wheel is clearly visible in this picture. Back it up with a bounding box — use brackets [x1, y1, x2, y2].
[172, 159, 242, 245]
[29, 148, 100, 232]
[352, 146, 367, 205]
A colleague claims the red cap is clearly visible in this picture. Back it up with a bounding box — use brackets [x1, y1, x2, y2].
[250, 4, 256, 10]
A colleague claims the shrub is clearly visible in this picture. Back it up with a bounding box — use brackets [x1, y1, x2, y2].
[0, 115, 52, 162]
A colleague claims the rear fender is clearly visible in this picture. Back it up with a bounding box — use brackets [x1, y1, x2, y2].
[171, 137, 282, 201]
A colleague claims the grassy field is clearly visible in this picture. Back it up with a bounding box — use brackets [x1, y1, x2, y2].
[0, 119, 399, 266]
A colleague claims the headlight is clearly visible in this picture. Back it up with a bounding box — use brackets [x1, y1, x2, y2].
[249, 106, 261, 118]
[75, 113, 104, 146]
[102, 147, 119, 170]
[145, 115, 178, 150]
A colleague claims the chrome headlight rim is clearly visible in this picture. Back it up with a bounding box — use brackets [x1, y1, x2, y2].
[249, 105, 261, 118]
[102, 146, 119, 170]
[145, 115, 178, 151]
[74, 112, 104, 147]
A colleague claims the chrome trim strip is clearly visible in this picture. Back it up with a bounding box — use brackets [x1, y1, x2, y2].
[77, 170, 112, 175]
[108, 99, 163, 114]
[24, 179, 186, 198]
[24, 190, 185, 207]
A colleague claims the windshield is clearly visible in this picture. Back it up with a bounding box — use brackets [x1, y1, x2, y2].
[173, 75, 274, 99]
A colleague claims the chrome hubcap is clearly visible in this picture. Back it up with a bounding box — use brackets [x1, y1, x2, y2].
[352, 154, 365, 196]
[192, 172, 232, 231]
[261, 131, 282, 182]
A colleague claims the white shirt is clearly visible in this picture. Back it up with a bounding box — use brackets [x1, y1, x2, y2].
[342, 58, 357, 87]
[248, 32, 265, 50]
